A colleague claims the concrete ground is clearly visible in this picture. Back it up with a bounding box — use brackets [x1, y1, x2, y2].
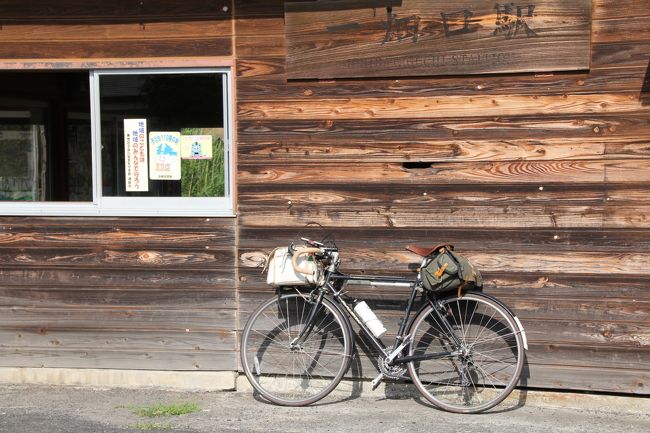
[0, 384, 648, 433]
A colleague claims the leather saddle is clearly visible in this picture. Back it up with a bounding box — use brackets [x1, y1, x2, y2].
[406, 243, 454, 257]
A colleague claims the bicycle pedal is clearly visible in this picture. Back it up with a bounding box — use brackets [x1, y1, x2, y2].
[371, 373, 384, 390]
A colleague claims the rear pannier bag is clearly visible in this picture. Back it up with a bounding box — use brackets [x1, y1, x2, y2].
[420, 245, 482, 293]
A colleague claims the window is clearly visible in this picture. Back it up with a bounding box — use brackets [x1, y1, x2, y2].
[0, 68, 233, 216]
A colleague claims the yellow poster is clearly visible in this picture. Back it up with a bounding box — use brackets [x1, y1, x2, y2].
[181, 135, 213, 160]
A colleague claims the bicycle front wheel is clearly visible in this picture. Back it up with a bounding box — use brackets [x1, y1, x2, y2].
[240, 292, 353, 406]
[407, 292, 525, 413]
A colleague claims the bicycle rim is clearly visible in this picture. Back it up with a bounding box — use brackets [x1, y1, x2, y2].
[241, 292, 352, 406]
[407, 292, 524, 413]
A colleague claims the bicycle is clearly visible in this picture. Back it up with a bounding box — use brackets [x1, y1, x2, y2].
[240, 237, 528, 413]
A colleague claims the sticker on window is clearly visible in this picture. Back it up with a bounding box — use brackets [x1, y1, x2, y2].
[181, 135, 213, 160]
[149, 131, 181, 180]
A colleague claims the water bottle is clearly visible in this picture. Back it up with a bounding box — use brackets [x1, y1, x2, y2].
[353, 300, 387, 338]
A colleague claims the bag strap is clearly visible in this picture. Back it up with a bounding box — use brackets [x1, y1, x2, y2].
[444, 248, 466, 281]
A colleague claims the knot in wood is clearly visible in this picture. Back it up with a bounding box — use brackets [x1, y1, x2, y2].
[138, 251, 162, 263]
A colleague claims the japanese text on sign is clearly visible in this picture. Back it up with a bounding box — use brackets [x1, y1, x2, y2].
[124, 119, 149, 192]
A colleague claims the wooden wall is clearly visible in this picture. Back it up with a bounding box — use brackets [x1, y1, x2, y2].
[0, 0, 648, 395]
[0, 1, 238, 372]
[0, 0, 232, 59]
[235, 0, 650, 394]
[0, 217, 237, 371]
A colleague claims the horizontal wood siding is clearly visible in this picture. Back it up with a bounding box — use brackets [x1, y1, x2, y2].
[0, 1, 238, 373]
[0, 0, 232, 59]
[0, 218, 237, 370]
[235, 0, 650, 394]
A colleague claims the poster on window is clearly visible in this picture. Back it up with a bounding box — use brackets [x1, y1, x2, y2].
[124, 119, 149, 192]
[149, 131, 181, 180]
[180, 135, 213, 160]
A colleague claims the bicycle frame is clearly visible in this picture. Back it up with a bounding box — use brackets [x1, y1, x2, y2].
[291, 254, 463, 373]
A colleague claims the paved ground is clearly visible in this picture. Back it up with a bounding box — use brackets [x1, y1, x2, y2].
[0, 385, 648, 433]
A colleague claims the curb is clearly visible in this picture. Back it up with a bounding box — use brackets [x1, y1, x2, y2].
[235, 374, 650, 415]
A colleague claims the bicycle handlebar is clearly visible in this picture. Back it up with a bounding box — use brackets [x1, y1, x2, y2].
[291, 246, 322, 275]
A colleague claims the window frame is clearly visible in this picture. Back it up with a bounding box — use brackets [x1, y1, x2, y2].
[0, 67, 234, 217]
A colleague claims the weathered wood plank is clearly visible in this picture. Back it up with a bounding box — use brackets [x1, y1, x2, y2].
[238, 203, 650, 229]
[238, 160, 650, 185]
[0, 307, 234, 331]
[0, 38, 232, 59]
[235, 41, 650, 81]
[592, 41, 650, 68]
[0, 229, 234, 248]
[241, 244, 650, 274]
[237, 266, 650, 302]
[238, 93, 644, 120]
[285, 0, 592, 78]
[592, 1, 650, 20]
[238, 136, 650, 163]
[0, 348, 237, 371]
[237, 115, 650, 143]
[0, 329, 235, 351]
[524, 364, 648, 393]
[0, 21, 232, 42]
[237, 226, 650, 254]
[592, 15, 650, 43]
[0, 0, 231, 23]
[238, 183, 650, 207]
[236, 35, 285, 57]
[0, 248, 233, 270]
[0, 288, 236, 309]
[237, 67, 648, 101]
[0, 216, 236, 230]
[0, 268, 235, 290]
[527, 344, 650, 370]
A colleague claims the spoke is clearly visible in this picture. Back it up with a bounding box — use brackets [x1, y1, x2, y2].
[262, 310, 291, 340]
[300, 349, 339, 378]
[470, 331, 518, 349]
[471, 359, 509, 388]
[285, 298, 292, 342]
[249, 330, 291, 349]
[469, 305, 500, 349]
[299, 348, 351, 357]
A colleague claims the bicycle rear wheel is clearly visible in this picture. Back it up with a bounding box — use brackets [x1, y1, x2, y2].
[407, 292, 524, 413]
[240, 292, 353, 406]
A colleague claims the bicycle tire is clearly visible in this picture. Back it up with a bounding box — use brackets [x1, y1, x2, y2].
[407, 292, 524, 413]
[240, 292, 353, 406]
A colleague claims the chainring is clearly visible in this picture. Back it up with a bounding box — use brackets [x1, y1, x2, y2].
[378, 356, 408, 380]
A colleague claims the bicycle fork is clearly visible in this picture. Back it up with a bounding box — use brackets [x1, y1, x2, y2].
[289, 291, 325, 349]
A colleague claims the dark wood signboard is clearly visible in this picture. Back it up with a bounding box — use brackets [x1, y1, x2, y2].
[285, 0, 592, 79]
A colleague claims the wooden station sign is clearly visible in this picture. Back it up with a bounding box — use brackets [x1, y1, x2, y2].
[285, 0, 592, 79]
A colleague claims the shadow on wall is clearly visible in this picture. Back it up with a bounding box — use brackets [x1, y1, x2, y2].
[641, 59, 650, 105]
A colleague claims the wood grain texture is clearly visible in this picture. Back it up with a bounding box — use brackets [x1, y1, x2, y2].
[0, 0, 232, 23]
[285, 0, 592, 78]
[0, 217, 237, 371]
[0, 0, 648, 396]
[238, 160, 650, 185]
[232, 0, 650, 396]
[0, 1, 232, 59]
[238, 93, 643, 120]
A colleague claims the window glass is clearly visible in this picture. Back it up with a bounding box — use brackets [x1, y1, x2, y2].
[0, 72, 92, 201]
[0, 68, 232, 216]
[98, 72, 226, 198]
